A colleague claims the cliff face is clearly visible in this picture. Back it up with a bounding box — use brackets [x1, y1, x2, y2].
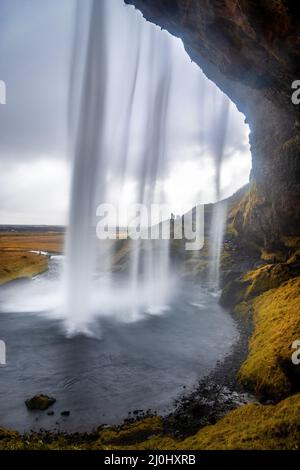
[125, 0, 300, 249]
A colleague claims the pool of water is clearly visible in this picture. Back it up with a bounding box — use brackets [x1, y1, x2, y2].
[0, 258, 238, 432]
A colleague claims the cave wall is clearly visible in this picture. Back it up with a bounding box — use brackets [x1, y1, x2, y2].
[125, 0, 300, 249]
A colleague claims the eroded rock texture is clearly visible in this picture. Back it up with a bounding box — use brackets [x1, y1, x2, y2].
[125, 0, 300, 249]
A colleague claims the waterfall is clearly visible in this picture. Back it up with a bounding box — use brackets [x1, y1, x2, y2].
[62, 0, 237, 334]
[64, 0, 108, 334]
[64, 0, 173, 333]
[129, 31, 172, 315]
[208, 201, 227, 292]
[208, 98, 230, 292]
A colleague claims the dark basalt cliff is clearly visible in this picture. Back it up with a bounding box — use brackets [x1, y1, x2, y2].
[125, 0, 300, 250]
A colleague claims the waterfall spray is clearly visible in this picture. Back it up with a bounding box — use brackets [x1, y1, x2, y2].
[208, 97, 230, 292]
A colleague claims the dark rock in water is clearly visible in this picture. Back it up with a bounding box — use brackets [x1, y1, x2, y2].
[47, 411, 55, 416]
[61, 411, 70, 417]
[25, 394, 56, 411]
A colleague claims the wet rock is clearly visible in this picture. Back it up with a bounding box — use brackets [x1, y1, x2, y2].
[220, 278, 245, 308]
[61, 411, 70, 417]
[25, 394, 56, 411]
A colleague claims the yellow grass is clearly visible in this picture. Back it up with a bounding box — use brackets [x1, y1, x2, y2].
[0, 231, 64, 285]
[0, 251, 48, 285]
[1, 395, 300, 450]
[239, 277, 300, 397]
[0, 232, 64, 253]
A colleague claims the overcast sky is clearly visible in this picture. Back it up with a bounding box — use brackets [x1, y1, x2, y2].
[0, 0, 251, 225]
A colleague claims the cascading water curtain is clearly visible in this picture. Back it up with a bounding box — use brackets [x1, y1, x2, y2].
[64, 0, 235, 335]
[64, 0, 174, 332]
[208, 97, 230, 292]
[64, 0, 108, 334]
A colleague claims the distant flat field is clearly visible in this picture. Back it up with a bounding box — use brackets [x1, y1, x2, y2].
[0, 231, 65, 254]
[0, 231, 64, 285]
[0, 230, 129, 285]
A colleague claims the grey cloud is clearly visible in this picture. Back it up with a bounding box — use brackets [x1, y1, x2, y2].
[0, 0, 251, 224]
[0, 0, 74, 160]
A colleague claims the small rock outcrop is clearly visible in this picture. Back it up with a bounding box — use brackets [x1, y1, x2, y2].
[25, 394, 56, 411]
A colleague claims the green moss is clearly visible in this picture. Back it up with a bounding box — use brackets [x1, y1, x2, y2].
[220, 243, 234, 269]
[287, 249, 300, 265]
[238, 277, 300, 397]
[243, 263, 291, 300]
[177, 394, 300, 450]
[227, 181, 263, 240]
[260, 249, 286, 263]
[220, 262, 295, 309]
[98, 417, 163, 447]
[0, 418, 165, 450]
[233, 300, 251, 317]
[225, 222, 238, 239]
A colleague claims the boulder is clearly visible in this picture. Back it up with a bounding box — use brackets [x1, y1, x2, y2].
[25, 394, 56, 411]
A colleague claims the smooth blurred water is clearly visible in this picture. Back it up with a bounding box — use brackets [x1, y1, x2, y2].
[65, 0, 173, 334]
[0, 258, 238, 432]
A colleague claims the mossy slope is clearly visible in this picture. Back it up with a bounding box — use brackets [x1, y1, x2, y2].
[239, 277, 300, 397]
